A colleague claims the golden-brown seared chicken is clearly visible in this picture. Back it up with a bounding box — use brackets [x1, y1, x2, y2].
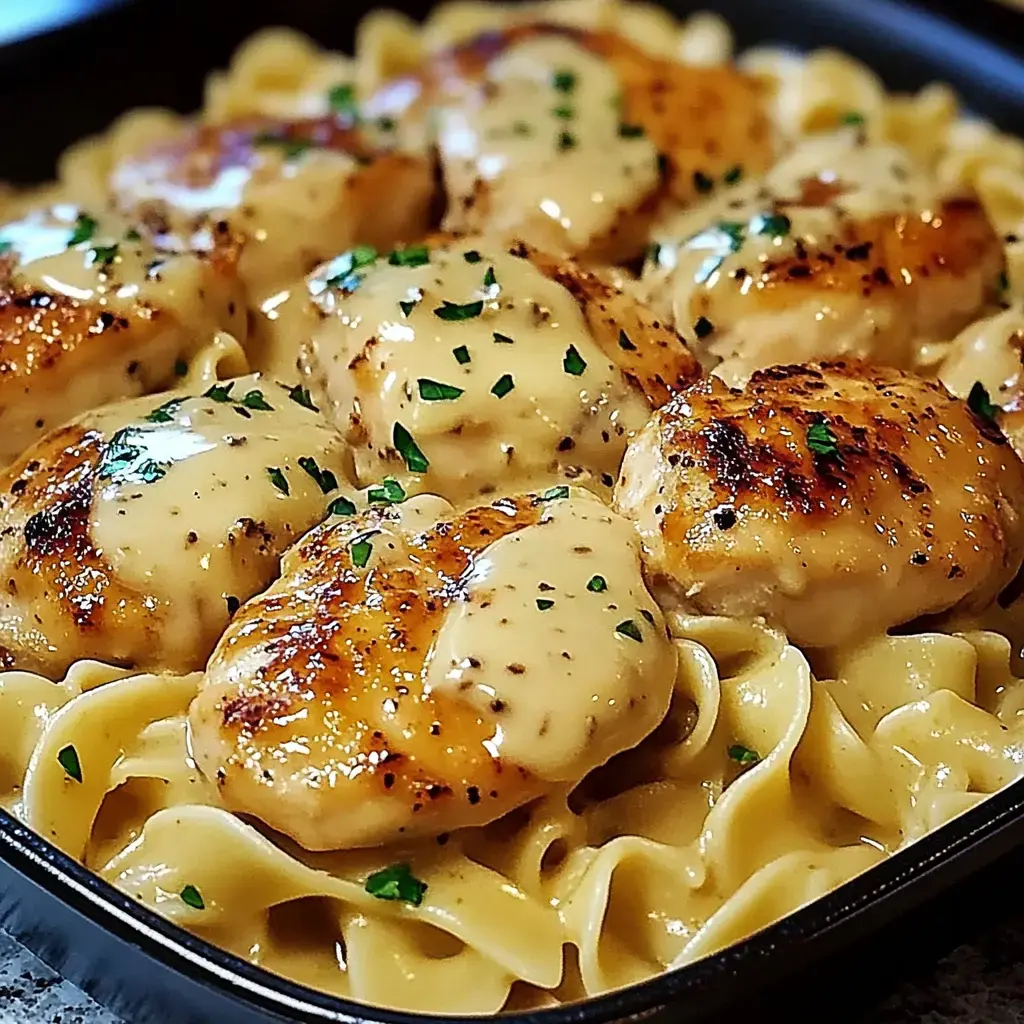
[365, 22, 772, 262]
[643, 133, 1004, 386]
[0, 204, 247, 464]
[109, 114, 435, 319]
[189, 487, 676, 850]
[0, 373, 352, 677]
[614, 361, 1024, 648]
[285, 236, 698, 507]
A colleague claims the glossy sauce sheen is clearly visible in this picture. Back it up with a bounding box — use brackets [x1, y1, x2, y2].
[643, 134, 1003, 384]
[0, 205, 246, 462]
[0, 373, 352, 676]
[615, 361, 1024, 647]
[190, 489, 675, 850]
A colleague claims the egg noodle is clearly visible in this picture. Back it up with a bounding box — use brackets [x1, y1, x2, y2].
[1, 0, 1024, 1017]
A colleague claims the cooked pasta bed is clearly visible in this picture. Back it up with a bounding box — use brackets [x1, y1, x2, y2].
[2, 0, 1024, 1016]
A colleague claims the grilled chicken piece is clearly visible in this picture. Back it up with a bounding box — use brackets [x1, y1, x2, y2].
[0, 204, 247, 464]
[365, 22, 771, 262]
[109, 114, 435, 338]
[189, 487, 676, 850]
[292, 236, 698, 506]
[614, 361, 1024, 648]
[0, 374, 352, 677]
[643, 134, 1004, 386]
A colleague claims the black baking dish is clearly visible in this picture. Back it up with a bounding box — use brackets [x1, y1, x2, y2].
[2, 0, 1024, 1021]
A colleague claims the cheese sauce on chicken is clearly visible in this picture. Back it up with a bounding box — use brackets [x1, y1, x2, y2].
[643, 133, 1004, 385]
[0, 204, 247, 463]
[295, 237, 698, 506]
[615, 361, 1024, 648]
[0, 373, 352, 677]
[189, 487, 676, 850]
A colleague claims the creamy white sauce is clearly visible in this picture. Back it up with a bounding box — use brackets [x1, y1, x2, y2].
[425, 490, 676, 780]
[437, 36, 659, 253]
[299, 239, 651, 506]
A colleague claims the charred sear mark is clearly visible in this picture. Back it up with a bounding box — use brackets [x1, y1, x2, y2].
[221, 693, 291, 731]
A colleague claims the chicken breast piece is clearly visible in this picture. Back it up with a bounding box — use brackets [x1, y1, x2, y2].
[365, 22, 771, 262]
[190, 487, 676, 850]
[0, 373, 353, 677]
[614, 361, 1024, 648]
[109, 113, 435, 338]
[0, 204, 247, 465]
[643, 132, 1004, 386]
[294, 236, 698, 506]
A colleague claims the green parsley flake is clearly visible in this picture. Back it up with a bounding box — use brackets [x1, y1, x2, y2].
[618, 330, 636, 352]
[58, 744, 82, 783]
[728, 744, 760, 766]
[552, 69, 576, 93]
[144, 398, 184, 424]
[539, 485, 569, 502]
[453, 345, 471, 365]
[463, 250, 482, 264]
[325, 244, 378, 291]
[252, 134, 311, 159]
[298, 456, 338, 494]
[389, 245, 430, 268]
[328, 495, 357, 517]
[393, 422, 429, 473]
[90, 243, 119, 267]
[0, 240, 11, 255]
[365, 863, 428, 906]
[367, 477, 406, 505]
[999, 270, 1010, 292]
[378, 116, 396, 132]
[483, 266, 498, 290]
[693, 170, 715, 194]
[751, 212, 791, 239]
[841, 111, 865, 126]
[563, 345, 587, 376]
[180, 885, 205, 910]
[968, 381, 1002, 424]
[351, 537, 373, 569]
[418, 378, 464, 401]
[240, 389, 273, 411]
[267, 467, 289, 495]
[718, 221, 746, 252]
[618, 123, 644, 138]
[615, 619, 643, 642]
[723, 165, 743, 185]
[536, 599, 555, 611]
[493, 332, 514, 344]
[587, 575, 607, 593]
[286, 384, 318, 411]
[328, 83, 359, 118]
[491, 373, 514, 399]
[512, 120, 532, 137]
[399, 295, 421, 317]
[806, 418, 840, 458]
[554, 105, 574, 120]
[67, 212, 98, 246]
[204, 383, 234, 403]
[435, 299, 484, 321]
[98, 429, 168, 485]
[558, 130, 577, 152]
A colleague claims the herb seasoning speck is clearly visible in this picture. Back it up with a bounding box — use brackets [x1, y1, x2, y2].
[58, 744, 82, 783]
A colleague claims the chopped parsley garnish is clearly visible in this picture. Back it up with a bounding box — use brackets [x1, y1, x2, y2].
[554, 105, 574, 120]
[453, 345, 471, 365]
[483, 266, 498, 290]
[328, 495, 357, 516]
[367, 477, 406, 505]
[124, 227, 141, 242]
[393, 422, 429, 473]
[99, 428, 168, 485]
[327, 83, 358, 118]
[0, 240, 11, 255]
[493, 332, 514, 344]
[618, 123, 644, 138]
[204, 383, 234, 403]
[418, 378, 464, 401]
[286, 383, 318, 411]
[968, 381, 1001, 424]
[239, 389, 273, 411]
[226, 595, 240, 616]
[693, 170, 715, 194]
[324, 245, 378, 291]
[615, 619, 643, 642]
[378, 116, 396, 132]
[558, 130, 577, 152]
[563, 345, 587, 376]
[144, 398, 184, 424]
[252, 133, 311, 159]
[718, 221, 746, 251]
[512, 120, 532, 137]
[694, 316, 715, 339]
[751, 212, 792, 239]
[435, 299, 483, 321]
[806, 418, 840, 458]
[723, 165, 743, 185]
[999, 270, 1010, 291]
[539, 485, 569, 502]
[350, 536, 373, 569]
[841, 111, 865, 126]
[58, 744, 82, 783]
[389, 244, 430, 268]
[491, 373, 515, 399]
[728, 744, 760, 766]
[365, 862, 427, 906]
[180, 885, 205, 910]
[552, 69, 576, 93]
[233, 407, 252, 420]
[536, 599, 555, 611]
[399, 295, 420, 317]
[587, 575, 607, 593]
[298, 456, 338, 494]
[463, 250, 482, 264]
[618, 329, 636, 352]
[267, 467, 289, 495]
[67, 213, 97, 246]
[90, 243, 119, 267]
[174, 359, 189, 377]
